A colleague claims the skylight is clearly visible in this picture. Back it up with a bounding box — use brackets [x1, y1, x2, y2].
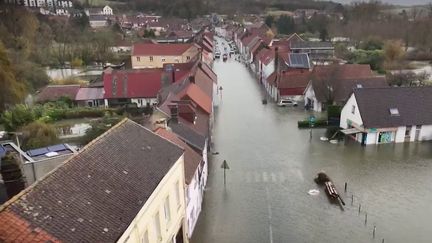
[389, 108, 399, 116]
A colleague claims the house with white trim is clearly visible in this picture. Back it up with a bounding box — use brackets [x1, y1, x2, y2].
[340, 86, 432, 145]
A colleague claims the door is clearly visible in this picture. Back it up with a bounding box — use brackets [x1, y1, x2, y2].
[175, 226, 184, 243]
[415, 125, 421, 141]
[361, 133, 367, 146]
[405, 126, 411, 142]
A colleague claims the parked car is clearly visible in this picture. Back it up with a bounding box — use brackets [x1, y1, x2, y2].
[277, 99, 298, 107]
[215, 52, 221, 59]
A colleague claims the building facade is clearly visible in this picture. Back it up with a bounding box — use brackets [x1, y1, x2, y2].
[340, 87, 432, 145]
[131, 43, 200, 69]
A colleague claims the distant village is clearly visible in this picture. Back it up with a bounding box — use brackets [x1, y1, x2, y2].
[1, 0, 432, 242]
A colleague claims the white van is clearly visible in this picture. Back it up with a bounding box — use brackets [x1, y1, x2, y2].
[277, 99, 298, 107]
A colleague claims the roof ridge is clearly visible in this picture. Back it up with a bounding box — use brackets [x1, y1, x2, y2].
[0, 118, 130, 213]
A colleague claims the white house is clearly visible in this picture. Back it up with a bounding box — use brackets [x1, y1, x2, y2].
[155, 128, 207, 239]
[102, 5, 113, 15]
[303, 64, 379, 112]
[340, 86, 432, 145]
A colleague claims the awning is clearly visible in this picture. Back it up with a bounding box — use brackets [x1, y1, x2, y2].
[341, 128, 361, 135]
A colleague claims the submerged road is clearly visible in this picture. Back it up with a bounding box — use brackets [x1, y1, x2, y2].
[192, 38, 432, 243]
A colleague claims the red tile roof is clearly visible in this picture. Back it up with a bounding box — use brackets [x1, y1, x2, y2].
[312, 64, 373, 80]
[132, 43, 196, 56]
[0, 210, 60, 243]
[194, 67, 214, 98]
[199, 62, 217, 84]
[178, 83, 212, 114]
[103, 69, 162, 99]
[155, 128, 202, 185]
[36, 85, 81, 103]
[257, 49, 273, 65]
[75, 87, 104, 101]
[241, 35, 258, 46]
[277, 71, 312, 96]
[278, 71, 311, 88]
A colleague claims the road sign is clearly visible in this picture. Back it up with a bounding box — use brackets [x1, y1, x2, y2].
[221, 160, 230, 186]
[221, 160, 230, 169]
[309, 115, 316, 124]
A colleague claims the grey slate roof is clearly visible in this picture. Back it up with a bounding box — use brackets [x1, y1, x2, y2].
[354, 86, 432, 128]
[169, 121, 206, 151]
[3, 119, 184, 242]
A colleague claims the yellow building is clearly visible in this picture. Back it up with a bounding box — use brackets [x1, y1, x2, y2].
[131, 43, 200, 69]
[0, 119, 189, 243]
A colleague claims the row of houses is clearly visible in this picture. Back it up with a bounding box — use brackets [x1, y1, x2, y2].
[1, 32, 218, 241]
[37, 34, 215, 108]
[226, 24, 432, 146]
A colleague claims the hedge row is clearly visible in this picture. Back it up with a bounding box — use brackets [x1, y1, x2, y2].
[298, 119, 329, 128]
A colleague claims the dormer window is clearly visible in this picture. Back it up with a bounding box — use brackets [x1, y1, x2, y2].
[390, 108, 399, 116]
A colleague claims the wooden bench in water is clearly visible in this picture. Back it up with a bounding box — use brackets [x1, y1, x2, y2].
[315, 172, 346, 207]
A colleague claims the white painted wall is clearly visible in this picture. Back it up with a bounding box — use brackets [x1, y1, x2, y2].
[186, 170, 201, 238]
[118, 155, 189, 243]
[395, 126, 406, 143]
[365, 132, 377, 144]
[304, 84, 322, 112]
[131, 98, 158, 107]
[262, 61, 275, 79]
[419, 124, 432, 141]
[340, 94, 363, 129]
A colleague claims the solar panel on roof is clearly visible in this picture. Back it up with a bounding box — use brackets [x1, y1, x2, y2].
[48, 144, 67, 152]
[27, 147, 50, 157]
[0, 145, 6, 158]
[289, 53, 309, 68]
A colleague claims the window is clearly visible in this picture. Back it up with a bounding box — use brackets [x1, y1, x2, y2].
[356, 84, 363, 88]
[186, 56, 190, 60]
[154, 212, 161, 241]
[351, 105, 355, 114]
[136, 56, 141, 62]
[175, 181, 181, 209]
[142, 230, 149, 243]
[161, 57, 166, 62]
[149, 56, 154, 62]
[389, 108, 399, 116]
[164, 197, 171, 224]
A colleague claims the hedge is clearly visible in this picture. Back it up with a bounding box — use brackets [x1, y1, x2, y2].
[298, 119, 329, 128]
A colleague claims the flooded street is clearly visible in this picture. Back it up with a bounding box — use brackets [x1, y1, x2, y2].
[192, 45, 432, 242]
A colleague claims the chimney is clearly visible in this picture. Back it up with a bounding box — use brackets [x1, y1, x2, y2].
[171, 68, 176, 83]
[161, 64, 174, 88]
[189, 75, 195, 84]
[274, 47, 279, 74]
[168, 104, 179, 123]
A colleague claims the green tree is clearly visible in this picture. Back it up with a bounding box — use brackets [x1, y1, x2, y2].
[19, 121, 59, 150]
[276, 15, 295, 35]
[319, 28, 329, 41]
[0, 104, 35, 132]
[0, 152, 26, 199]
[265, 15, 275, 28]
[0, 41, 26, 112]
[359, 36, 384, 50]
